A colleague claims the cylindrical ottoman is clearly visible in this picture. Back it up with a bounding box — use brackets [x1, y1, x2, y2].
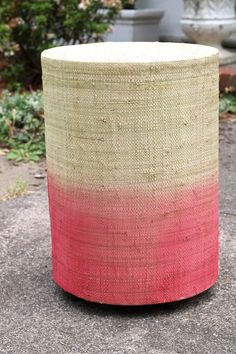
[41, 42, 219, 305]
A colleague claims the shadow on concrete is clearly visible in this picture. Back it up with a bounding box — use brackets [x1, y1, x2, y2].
[55, 284, 217, 318]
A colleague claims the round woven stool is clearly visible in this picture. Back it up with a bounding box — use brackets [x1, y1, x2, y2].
[41, 42, 219, 305]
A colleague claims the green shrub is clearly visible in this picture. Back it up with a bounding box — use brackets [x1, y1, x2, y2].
[0, 0, 120, 89]
[219, 94, 236, 114]
[122, 0, 135, 9]
[0, 90, 45, 162]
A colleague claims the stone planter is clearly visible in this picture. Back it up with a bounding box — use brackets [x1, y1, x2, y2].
[105, 9, 164, 42]
[181, 0, 236, 65]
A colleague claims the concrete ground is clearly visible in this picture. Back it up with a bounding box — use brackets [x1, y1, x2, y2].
[0, 120, 235, 354]
[0, 155, 47, 200]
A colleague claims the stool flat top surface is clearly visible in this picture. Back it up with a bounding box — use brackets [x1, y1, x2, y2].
[42, 42, 218, 63]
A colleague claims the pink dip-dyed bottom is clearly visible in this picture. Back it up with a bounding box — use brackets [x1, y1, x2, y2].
[48, 176, 218, 305]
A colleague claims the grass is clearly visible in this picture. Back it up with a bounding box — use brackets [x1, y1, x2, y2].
[1, 178, 28, 201]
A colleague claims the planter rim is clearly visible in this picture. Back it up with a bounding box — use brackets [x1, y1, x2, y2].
[119, 8, 164, 20]
[181, 18, 236, 23]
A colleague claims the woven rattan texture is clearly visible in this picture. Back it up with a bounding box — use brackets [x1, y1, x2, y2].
[42, 43, 219, 305]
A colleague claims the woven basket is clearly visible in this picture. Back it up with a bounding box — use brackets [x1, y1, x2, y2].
[41, 42, 219, 305]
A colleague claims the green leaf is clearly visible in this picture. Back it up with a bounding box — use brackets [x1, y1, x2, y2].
[220, 94, 236, 113]
[29, 154, 40, 162]
[16, 156, 24, 162]
[6, 151, 19, 160]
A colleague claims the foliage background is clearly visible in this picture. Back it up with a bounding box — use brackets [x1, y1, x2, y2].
[0, 0, 232, 163]
[0, 90, 44, 161]
[0, 0, 121, 89]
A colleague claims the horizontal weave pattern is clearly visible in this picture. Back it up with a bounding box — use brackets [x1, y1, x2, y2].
[42, 42, 219, 305]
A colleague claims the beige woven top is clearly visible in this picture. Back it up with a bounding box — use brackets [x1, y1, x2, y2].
[42, 42, 218, 63]
[42, 42, 219, 192]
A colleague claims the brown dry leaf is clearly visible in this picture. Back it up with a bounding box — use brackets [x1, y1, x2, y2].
[0, 149, 7, 156]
